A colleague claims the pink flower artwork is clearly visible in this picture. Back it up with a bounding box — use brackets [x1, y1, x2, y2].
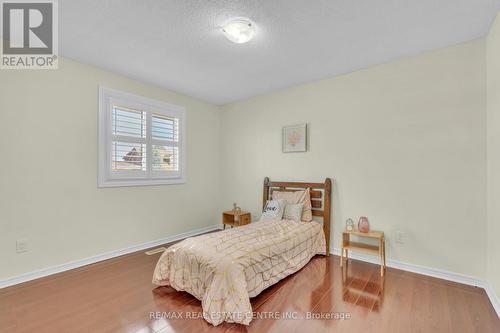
[287, 130, 302, 147]
[283, 124, 307, 152]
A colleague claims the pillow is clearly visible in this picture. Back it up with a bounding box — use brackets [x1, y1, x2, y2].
[283, 203, 304, 222]
[272, 188, 313, 222]
[260, 199, 286, 221]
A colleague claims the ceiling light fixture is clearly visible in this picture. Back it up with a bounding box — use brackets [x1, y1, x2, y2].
[221, 18, 256, 44]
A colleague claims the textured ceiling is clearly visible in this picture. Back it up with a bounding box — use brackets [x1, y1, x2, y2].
[60, 0, 500, 105]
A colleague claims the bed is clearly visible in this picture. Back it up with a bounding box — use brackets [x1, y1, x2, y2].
[152, 177, 332, 326]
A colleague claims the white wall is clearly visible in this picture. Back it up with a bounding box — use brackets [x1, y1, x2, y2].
[221, 40, 487, 278]
[0, 58, 222, 280]
[487, 12, 500, 299]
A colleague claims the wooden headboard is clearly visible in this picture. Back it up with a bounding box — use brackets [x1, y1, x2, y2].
[263, 177, 332, 256]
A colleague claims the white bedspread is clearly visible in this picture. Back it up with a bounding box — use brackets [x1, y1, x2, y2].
[152, 219, 326, 326]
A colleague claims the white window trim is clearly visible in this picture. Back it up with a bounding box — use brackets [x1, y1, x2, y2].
[98, 86, 186, 187]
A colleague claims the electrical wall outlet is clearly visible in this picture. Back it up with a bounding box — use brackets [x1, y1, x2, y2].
[16, 239, 28, 253]
[395, 231, 405, 245]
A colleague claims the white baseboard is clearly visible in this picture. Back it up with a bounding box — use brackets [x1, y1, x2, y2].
[0, 224, 222, 289]
[332, 248, 500, 319]
[484, 281, 500, 318]
[332, 248, 483, 286]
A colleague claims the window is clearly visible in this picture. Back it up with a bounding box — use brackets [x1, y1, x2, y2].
[98, 87, 186, 187]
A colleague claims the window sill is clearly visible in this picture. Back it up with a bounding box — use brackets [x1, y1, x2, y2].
[98, 177, 186, 188]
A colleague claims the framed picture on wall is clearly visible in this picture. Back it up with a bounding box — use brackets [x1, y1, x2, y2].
[282, 124, 307, 153]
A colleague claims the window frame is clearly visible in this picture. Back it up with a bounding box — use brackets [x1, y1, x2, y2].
[98, 86, 186, 187]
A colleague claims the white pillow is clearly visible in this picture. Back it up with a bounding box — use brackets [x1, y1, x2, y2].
[283, 203, 304, 222]
[272, 189, 313, 222]
[260, 199, 286, 221]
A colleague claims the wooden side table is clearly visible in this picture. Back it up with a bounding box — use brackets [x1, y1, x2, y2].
[223, 210, 251, 229]
[340, 230, 386, 276]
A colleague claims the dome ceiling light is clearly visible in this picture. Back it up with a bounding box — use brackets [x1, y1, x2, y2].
[221, 18, 256, 44]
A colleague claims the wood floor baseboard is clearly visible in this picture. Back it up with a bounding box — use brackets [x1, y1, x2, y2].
[3, 254, 498, 332]
[0, 224, 223, 289]
[1, 229, 498, 320]
[331, 247, 500, 319]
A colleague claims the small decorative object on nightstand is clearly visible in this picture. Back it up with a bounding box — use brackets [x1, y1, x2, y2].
[223, 209, 251, 229]
[341, 229, 386, 276]
[358, 216, 370, 233]
[232, 202, 241, 215]
[345, 218, 354, 232]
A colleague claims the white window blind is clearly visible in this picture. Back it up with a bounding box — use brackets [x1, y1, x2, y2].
[98, 87, 186, 187]
[151, 114, 179, 173]
[111, 107, 147, 173]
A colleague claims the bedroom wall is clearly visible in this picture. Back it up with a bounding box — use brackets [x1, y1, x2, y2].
[220, 39, 487, 278]
[0, 36, 492, 288]
[0, 58, 222, 280]
[487, 12, 500, 301]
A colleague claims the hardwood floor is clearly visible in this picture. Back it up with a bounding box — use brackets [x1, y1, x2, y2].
[1, 246, 498, 333]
